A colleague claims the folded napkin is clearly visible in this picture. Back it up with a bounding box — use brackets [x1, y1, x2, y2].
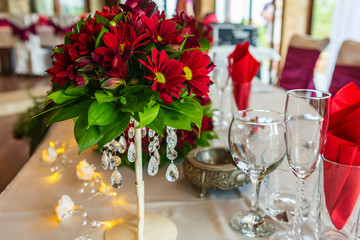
[323, 82, 360, 230]
[228, 41, 260, 110]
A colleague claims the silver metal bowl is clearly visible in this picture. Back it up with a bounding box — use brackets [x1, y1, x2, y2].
[183, 146, 249, 198]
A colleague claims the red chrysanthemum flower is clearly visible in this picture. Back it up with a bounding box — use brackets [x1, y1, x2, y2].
[66, 33, 93, 60]
[80, 17, 103, 37]
[94, 24, 149, 68]
[141, 14, 183, 45]
[139, 48, 186, 104]
[95, 6, 120, 21]
[122, 0, 158, 17]
[48, 51, 85, 87]
[180, 49, 212, 96]
[201, 115, 214, 131]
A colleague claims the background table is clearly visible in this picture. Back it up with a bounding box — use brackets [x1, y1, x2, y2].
[0, 82, 315, 240]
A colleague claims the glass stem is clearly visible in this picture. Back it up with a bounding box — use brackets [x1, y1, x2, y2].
[219, 89, 224, 124]
[292, 177, 305, 240]
[251, 179, 261, 212]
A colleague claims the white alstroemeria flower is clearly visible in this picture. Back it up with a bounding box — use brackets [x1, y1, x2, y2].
[76, 160, 96, 181]
[55, 195, 74, 221]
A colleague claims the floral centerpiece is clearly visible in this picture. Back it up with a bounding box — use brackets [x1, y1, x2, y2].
[39, 0, 214, 182]
[39, 1, 215, 238]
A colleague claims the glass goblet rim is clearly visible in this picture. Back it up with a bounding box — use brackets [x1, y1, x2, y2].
[232, 109, 286, 126]
[286, 89, 332, 100]
[322, 155, 360, 169]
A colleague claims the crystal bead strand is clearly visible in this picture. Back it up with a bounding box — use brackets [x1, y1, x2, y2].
[127, 118, 136, 163]
[165, 126, 179, 182]
[147, 129, 160, 176]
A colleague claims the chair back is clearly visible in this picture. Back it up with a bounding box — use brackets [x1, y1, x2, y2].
[329, 40, 360, 95]
[279, 34, 329, 90]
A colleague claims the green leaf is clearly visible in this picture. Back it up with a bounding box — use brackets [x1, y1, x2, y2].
[74, 17, 86, 34]
[162, 108, 192, 130]
[95, 15, 110, 26]
[119, 95, 137, 114]
[162, 97, 203, 129]
[88, 101, 119, 126]
[32, 103, 62, 118]
[98, 112, 130, 148]
[138, 104, 160, 128]
[146, 108, 165, 136]
[64, 32, 73, 45]
[120, 96, 127, 105]
[199, 37, 211, 51]
[47, 100, 91, 126]
[74, 115, 103, 154]
[112, 12, 125, 22]
[95, 26, 109, 48]
[95, 90, 119, 104]
[48, 91, 79, 104]
[64, 85, 90, 96]
[179, 38, 187, 52]
[119, 85, 149, 96]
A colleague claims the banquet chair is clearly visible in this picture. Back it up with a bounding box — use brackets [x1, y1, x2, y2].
[329, 40, 360, 95]
[279, 34, 329, 90]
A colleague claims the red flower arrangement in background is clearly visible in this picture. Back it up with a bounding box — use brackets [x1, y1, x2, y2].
[43, 0, 215, 155]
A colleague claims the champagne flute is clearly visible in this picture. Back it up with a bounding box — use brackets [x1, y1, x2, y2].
[228, 109, 286, 238]
[271, 89, 331, 240]
[211, 53, 231, 129]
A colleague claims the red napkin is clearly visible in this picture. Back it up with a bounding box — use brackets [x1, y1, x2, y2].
[228, 41, 260, 110]
[323, 82, 360, 230]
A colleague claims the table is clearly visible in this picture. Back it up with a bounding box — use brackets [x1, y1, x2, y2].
[0, 82, 314, 240]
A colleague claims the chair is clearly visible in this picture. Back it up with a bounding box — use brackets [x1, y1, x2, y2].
[279, 34, 329, 90]
[329, 40, 360, 95]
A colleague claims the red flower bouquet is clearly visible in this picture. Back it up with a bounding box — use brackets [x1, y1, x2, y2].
[40, 1, 214, 155]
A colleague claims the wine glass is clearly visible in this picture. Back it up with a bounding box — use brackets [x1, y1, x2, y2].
[211, 53, 231, 129]
[228, 109, 286, 238]
[271, 89, 331, 240]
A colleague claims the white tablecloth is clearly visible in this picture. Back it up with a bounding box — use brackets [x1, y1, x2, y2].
[0, 82, 315, 240]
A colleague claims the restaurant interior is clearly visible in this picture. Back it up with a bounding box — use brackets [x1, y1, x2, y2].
[0, 0, 359, 240]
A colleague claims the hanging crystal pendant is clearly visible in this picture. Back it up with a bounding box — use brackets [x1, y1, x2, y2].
[127, 142, 136, 162]
[166, 126, 175, 135]
[153, 149, 160, 165]
[128, 127, 135, 139]
[166, 162, 179, 182]
[109, 140, 121, 151]
[153, 136, 160, 147]
[110, 155, 121, 167]
[108, 152, 114, 170]
[166, 146, 178, 161]
[148, 129, 155, 138]
[166, 132, 177, 149]
[148, 141, 156, 153]
[110, 169, 123, 188]
[101, 152, 109, 170]
[141, 127, 147, 138]
[118, 135, 127, 154]
[147, 156, 159, 176]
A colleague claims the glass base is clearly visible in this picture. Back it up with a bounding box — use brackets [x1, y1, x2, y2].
[265, 192, 310, 224]
[269, 231, 313, 240]
[230, 210, 276, 238]
[316, 230, 349, 240]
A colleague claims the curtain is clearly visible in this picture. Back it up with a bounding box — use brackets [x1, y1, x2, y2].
[325, 0, 360, 90]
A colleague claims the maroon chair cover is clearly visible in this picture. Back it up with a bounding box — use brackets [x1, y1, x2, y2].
[0, 19, 9, 27]
[46, 19, 75, 35]
[329, 65, 360, 96]
[279, 46, 321, 90]
[8, 22, 37, 41]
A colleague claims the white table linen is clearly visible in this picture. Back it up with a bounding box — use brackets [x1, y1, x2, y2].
[0, 82, 317, 240]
